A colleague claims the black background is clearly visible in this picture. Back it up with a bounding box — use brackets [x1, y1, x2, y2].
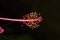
[0, 0, 60, 40]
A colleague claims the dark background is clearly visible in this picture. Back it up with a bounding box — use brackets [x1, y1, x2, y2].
[0, 0, 60, 40]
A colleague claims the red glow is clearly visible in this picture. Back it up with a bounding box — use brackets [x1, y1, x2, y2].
[0, 17, 42, 22]
[0, 27, 4, 33]
[38, 16, 43, 22]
